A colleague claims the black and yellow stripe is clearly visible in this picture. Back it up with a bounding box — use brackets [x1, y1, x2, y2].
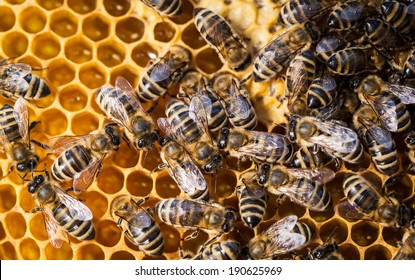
[52, 145, 92, 181]
[236, 184, 266, 228]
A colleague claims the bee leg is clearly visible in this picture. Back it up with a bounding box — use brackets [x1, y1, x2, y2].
[116, 218, 123, 229]
[30, 207, 43, 213]
[183, 229, 200, 241]
[124, 230, 139, 247]
[150, 163, 167, 176]
[145, 207, 153, 216]
[2, 166, 14, 179]
[0, 56, 19, 65]
[30, 139, 49, 150]
[333, 157, 342, 170]
[122, 132, 131, 147]
[133, 196, 150, 207]
[203, 233, 222, 247]
[29, 121, 40, 131]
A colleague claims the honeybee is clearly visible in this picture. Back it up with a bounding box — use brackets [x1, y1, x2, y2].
[96, 76, 158, 151]
[356, 75, 413, 133]
[291, 146, 332, 169]
[236, 179, 267, 228]
[339, 173, 412, 228]
[193, 8, 251, 72]
[181, 240, 240, 260]
[210, 72, 257, 130]
[287, 115, 365, 164]
[217, 128, 294, 165]
[252, 21, 320, 82]
[155, 198, 237, 244]
[393, 220, 415, 260]
[0, 97, 39, 174]
[256, 164, 334, 211]
[138, 45, 191, 102]
[327, 0, 372, 31]
[315, 35, 354, 63]
[28, 171, 95, 248]
[156, 136, 209, 201]
[248, 215, 314, 259]
[0, 62, 50, 101]
[309, 240, 344, 260]
[306, 74, 338, 109]
[405, 131, 415, 165]
[277, 0, 334, 26]
[112, 196, 164, 257]
[158, 96, 223, 173]
[40, 124, 121, 194]
[381, 1, 415, 42]
[139, 0, 182, 17]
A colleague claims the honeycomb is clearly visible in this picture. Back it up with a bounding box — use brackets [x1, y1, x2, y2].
[0, 0, 413, 260]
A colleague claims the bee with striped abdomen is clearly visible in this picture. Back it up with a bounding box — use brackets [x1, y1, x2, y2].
[210, 72, 257, 130]
[193, 8, 251, 72]
[138, 45, 191, 102]
[291, 146, 333, 169]
[309, 240, 344, 260]
[27, 171, 95, 248]
[306, 73, 338, 109]
[393, 220, 415, 260]
[139, 0, 182, 17]
[112, 195, 164, 257]
[327, 0, 373, 31]
[96, 76, 158, 151]
[248, 215, 314, 259]
[236, 179, 267, 228]
[181, 240, 240, 260]
[381, 1, 415, 43]
[277, 0, 335, 26]
[0, 97, 39, 174]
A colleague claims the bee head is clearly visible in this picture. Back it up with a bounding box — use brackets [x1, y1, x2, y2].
[136, 132, 159, 150]
[304, 21, 320, 43]
[287, 115, 301, 142]
[27, 174, 45, 194]
[204, 154, 222, 173]
[398, 204, 411, 228]
[258, 164, 271, 185]
[405, 133, 415, 147]
[104, 124, 121, 148]
[217, 128, 230, 150]
[222, 209, 237, 233]
[17, 155, 39, 173]
[159, 136, 170, 147]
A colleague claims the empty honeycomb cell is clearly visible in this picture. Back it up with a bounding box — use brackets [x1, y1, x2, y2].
[83, 14, 110, 42]
[382, 227, 405, 248]
[97, 40, 126, 67]
[115, 17, 145, 43]
[19, 238, 40, 260]
[109, 66, 138, 87]
[71, 112, 99, 135]
[126, 171, 153, 197]
[196, 48, 223, 74]
[32, 33, 61, 60]
[95, 220, 121, 247]
[113, 144, 140, 168]
[79, 63, 107, 89]
[0, 223, 5, 241]
[16, 55, 42, 69]
[170, 0, 194, 25]
[5, 0, 25, 4]
[0, 242, 17, 260]
[131, 43, 158, 68]
[46, 58, 76, 86]
[181, 23, 207, 49]
[68, 0, 96, 14]
[160, 224, 181, 253]
[364, 245, 391, 260]
[339, 244, 360, 260]
[182, 230, 209, 254]
[0, 184, 16, 212]
[65, 37, 93, 64]
[309, 207, 335, 223]
[77, 244, 105, 260]
[29, 212, 48, 242]
[319, 219, 348, 244]
[103, 0, 130, 17]
[351, 221, 379, 247]
[215, 169, 237, 198]
[277, 199, 306, 218]
[18, 188, 36, 213]
[1, 31, 28, 57]
[19, 6, 46, 33]
[39, 109, 68, 135]
[155, 174, 181, 198]
[97, 166, 124, 194]
[0, 6, 15, 32]
[110, 251, 135, 260]
[50, 10, 78, 37]
[5, 212, 26, 239]
[80, 191, 108, 220]
[386, 174, 413, 201]
[58, 85, 88, 112]
[45, 242, 73, 260]
[325, 172, 346, 204]
[37, 0, 63, 10]
[154, 22, 176, 43]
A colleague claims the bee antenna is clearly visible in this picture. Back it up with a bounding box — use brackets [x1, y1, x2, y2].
[325, 226, 338, 243]
[213, 171, 218, 195]
[142, 150, 150, 168]
[18, 172, 30, 182]
[240, 74, 252, 85]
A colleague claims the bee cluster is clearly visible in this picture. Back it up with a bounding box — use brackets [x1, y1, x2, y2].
[1, 0, 415, 260]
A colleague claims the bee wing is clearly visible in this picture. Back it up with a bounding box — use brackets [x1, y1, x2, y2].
[13, 97, 30, 145]
[385, 83, 415, 105]
[408, 3, 415, 15]
[286, 167, 335, 184]
[336, 200, 366, 221]
[237, 131, 290, 159]
[43, 135, 93, 154]
[157, 118, 182, 143]
[340, 3, 365, 21]
[128, 210, 153, 229]
[246, 182, 266, 198]
[115, 76, 147, 114]
[149, 61, 173, 83]
[189, 95, 213, 143]
[42, 207, 66, 248]
[276, 181, 315, 206]
[369, 96, 398, 132]
[0, 63, 30, 92]
[360, 117, 395, 150]
[73, 157, 103, 194]
[55, 186, 93, 221]
[227, 81, 251, 119]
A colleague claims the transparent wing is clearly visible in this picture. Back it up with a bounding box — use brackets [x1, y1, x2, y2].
[244, 181, 266, 198]
[115, 76, 147, 116]
[13, 97, 29, 144]
[157, 118, 184, 144]
[43, 135, 94, 154]
[408, 2, 415, 15]
[128, 210, 153, 229]
[286, 57, 310, 101]
[370, 96, 399, 132]
[316, 36, 342, 55]
[227, 80, 252, 119]
[385, 83, 415, 104]
[237, 131, 290, 159]
[73, 157, 103, 194]
[55, 186, 93, 221]
[359, 117, 395, 150]
[340, 3, 364, 21]
[42, 207, 66, 248]
[286, 167, 335, 184]
[189, 95, 213, 144]
[321, 75, 337, 91]
[337, 200, 366, 221]
[276, 181, 315, 206]
[0, 63, 31, 92]
[190, 93, 212, 118]
[149, 62, 172, 83]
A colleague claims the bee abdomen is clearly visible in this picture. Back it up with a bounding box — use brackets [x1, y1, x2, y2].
[208, 97, 227, 132]
[155, 198, 200, 229]
[230, 110, 257, 131]
[343, 174, 379, 214]
[166, 99, 200, 143]
[292, 222, 314, 244]
[52, 145, 92, 181]
[130, 220, 164, 256]
[238, 188, 266, 228]
[0, 104, 21, 142]
[366, 133, 398, 175]
[54, 203, 95, 241]
[138, 73, 169, 102]
[156, 0, 182, 17]
[327, 48, 368, 76]
[297, 179, 332, 211]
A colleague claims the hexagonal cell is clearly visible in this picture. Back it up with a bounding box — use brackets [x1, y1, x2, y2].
[36, 0, 63, 10]
[110, 251, 135, 260]
[19, 188, 36, 213]
[344, 153, 371, 172]
[79, 63, 107, 89]
[319, 219, 348, 244]
[95, 219, 121, 247]
[59, 85, 88, 112]
[29, 212, 48, 241]
[5, 211, 26, 239]
[216, 169, 237, 198]
[382, 227, 406, 248]
[0, 222, 6, 241]
[351, 221, 379, 247]
[0, 242, 17, 259]
[83, 14, 110, 42]
[339, 244, 360, 260]
[97, 40, 126, 67]
[50, 10, 78, 37]
[170, 0, 194, 25]
[45, 242, 73, 260]
[309, 207, 335, 223]
[277, 199, 306, 218]
[385, 173, 413, 201]
[115, 17, 145, 43]
[159, 224, 180, 254]
[19, 238, 40, 260]
[68, 0, 96, 14]
[19, 6, 46, 33]
[32, 33, 61, 60]
[196, 48, 223, 74]
[0, 184, 16, 212]
[104, 0, 130, 16]
[97, 166, 124, 194]
[225, 157, 253, 172]
[0, 6, 15, 32]
[361, 170, 382, 188]
[113, 144, 140, 168]
[364, 245, 391, 260]
[182, 23, 206, 50]
[155, 174, 181, 198]
[39, 109, 68, 136]
[77, 244, 105, 260]
[109, 66, 138, 86]
[2, 31, 28, 57]
[71, 112, 99, 135]
[16, 55, 42, 69]
[79, 191, 108, 221]
[64, 37, 93, 64]
[182, 230, 209, 254]
[131, 43, 158, 68]
[46, 58, 76, 87]
[126, 171, 153, 197]
[154, 22, 176, 43]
